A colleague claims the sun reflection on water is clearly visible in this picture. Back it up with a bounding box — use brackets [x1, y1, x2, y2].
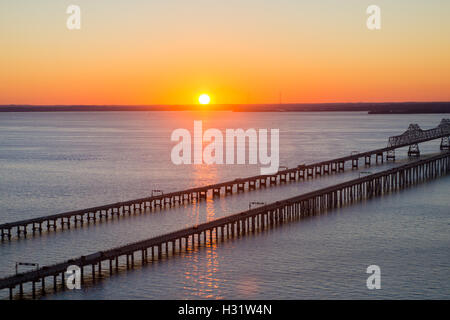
[182, 164, 225, 299]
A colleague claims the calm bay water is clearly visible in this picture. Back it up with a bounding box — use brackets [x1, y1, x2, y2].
[0, 111, 448, 299]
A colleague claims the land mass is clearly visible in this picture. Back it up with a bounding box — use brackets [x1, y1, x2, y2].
[0, 102, 449, 113]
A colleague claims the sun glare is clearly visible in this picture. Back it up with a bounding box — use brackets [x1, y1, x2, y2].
[199, 94, 211, 105]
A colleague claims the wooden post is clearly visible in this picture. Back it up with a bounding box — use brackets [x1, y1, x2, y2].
[32, 281, 36, 299]
[53, 275, 57, 290]
[41, 277, 45, 295]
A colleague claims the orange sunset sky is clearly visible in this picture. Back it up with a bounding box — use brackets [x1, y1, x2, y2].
[0, 0, 449, 105]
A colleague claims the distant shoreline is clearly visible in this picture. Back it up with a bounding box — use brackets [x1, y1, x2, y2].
[0, 102, 449, 114]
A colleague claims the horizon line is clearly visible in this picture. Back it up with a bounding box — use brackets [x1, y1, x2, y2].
[2, 101, 450, 107]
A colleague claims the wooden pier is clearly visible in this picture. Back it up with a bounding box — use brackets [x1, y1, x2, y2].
[1, 152, 448, 300]
[1, 118, 449, 242]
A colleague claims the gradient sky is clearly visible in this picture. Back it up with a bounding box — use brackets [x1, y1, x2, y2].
[1, 0, 449, 105]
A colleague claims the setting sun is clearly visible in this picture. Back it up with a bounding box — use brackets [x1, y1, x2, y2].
[199, 94, 211, 105]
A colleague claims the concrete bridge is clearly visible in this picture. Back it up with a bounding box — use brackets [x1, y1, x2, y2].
[1, 152, 449, 299]
[1, 119, 449, 241]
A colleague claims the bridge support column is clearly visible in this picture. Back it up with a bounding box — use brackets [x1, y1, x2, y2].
[376, 152, 384, 163]
[314, 166, 321, 175]
[91, 264, 96, 282]
[330, 163, 337, 172]
[270, 176, 277, 185]
[441, 137, 450, 150]
[41, 277, 45, 295]
[387, 150, 395, 161]
[408, 144, 420, 157]
[92, 259, 100, 275]
[260, 178, 267, 187]
[298, 169, 305, 178]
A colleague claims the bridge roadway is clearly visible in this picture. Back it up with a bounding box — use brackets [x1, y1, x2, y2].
[1, 119, 449, 241]
[1, 152, 449, 299]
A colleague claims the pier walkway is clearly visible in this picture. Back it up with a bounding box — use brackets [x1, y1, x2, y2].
[1, 119, 449, 241]
[1, 152, 449, 299]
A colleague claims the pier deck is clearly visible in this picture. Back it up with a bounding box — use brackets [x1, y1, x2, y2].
[1, 118, 449, 241]
[1, 152, 448, 299]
